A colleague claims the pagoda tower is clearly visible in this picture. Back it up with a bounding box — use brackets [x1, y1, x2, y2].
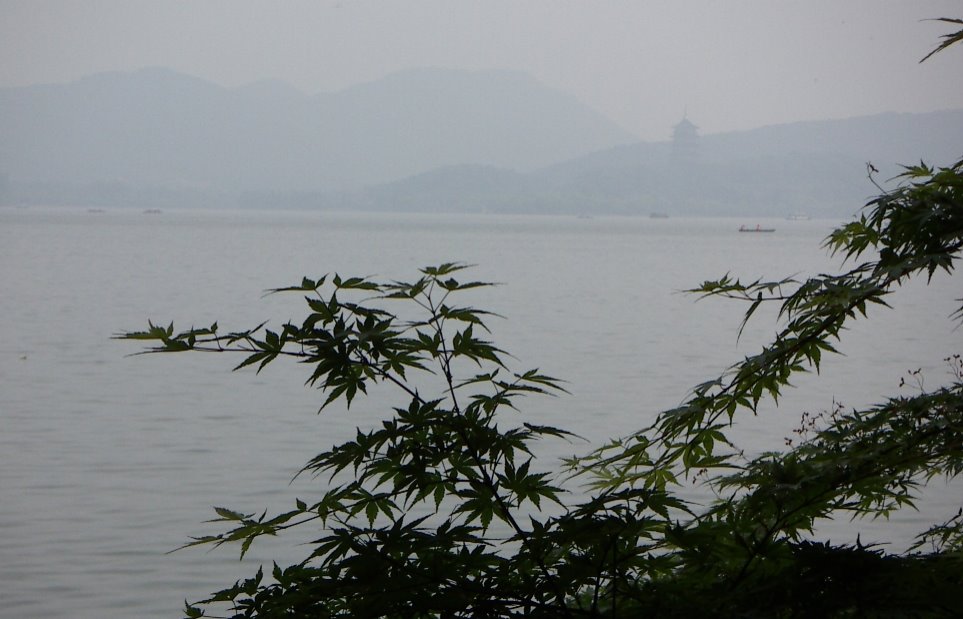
[671, 113, 700, 162]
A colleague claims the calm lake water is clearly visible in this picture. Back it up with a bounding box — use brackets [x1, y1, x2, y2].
[1, 206, 959, 618]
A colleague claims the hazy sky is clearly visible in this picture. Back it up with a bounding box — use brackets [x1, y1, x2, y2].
[2, 0, 962, 141]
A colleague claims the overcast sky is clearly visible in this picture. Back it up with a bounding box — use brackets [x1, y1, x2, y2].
[2, 0, 961, 141]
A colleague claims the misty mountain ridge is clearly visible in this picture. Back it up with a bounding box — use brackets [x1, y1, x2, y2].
[542, 109, 963, 174]
[0, 66, 634, 193]
[327, 107, 963, 217]
[1, 66, 961, 216]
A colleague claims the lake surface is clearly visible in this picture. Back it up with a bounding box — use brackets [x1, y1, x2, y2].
[1, 206, 959, 618]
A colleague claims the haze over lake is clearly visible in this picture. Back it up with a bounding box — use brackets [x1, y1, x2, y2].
[2, 67, 962, 217]
[3, 2, 963, 217]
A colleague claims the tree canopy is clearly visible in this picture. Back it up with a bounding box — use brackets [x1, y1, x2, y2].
[119, 22, 963, 619]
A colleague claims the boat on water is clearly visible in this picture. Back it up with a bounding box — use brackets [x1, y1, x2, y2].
[786, 213, 811, 221]
[739, 225, 775, 233]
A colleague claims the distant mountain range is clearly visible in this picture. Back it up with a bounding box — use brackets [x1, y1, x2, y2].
[256, 108, 963, 218]
[0, 67, 633, 197]
[1, 67, 961, 217]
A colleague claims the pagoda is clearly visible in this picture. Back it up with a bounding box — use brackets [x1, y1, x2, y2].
[671, 114, 700, 161]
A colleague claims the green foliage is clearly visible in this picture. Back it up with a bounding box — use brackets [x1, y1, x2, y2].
[119, 27, 963, 619]
[921, 17, 963, 62]
[120, 157, 963, 618]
